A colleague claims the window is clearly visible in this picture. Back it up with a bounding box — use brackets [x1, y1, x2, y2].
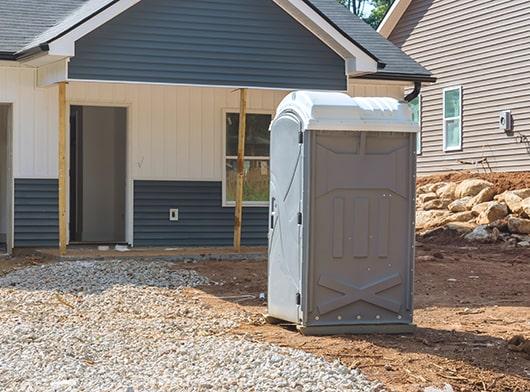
[224, 112, 272, 206]
[409, 95, 421, 154]
[443, 86, 462, 151]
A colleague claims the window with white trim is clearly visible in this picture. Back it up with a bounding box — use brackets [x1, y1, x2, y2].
[224, 112, 272, 206]
[443, 86, 462, 151]
[409, 95, 421, 154]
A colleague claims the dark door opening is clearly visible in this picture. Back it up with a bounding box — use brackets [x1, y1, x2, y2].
[69, 106, 127, 244]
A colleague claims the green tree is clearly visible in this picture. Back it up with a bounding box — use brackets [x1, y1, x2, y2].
[338, 0, 394, 29]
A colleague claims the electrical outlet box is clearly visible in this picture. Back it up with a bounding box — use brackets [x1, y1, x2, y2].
[169, 208, 179, 221]
[500, 110, 513, 132]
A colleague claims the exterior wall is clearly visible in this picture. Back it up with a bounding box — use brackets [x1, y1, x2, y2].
[134, 181, 267, 247]
[14, 179, 58, 247]
[68, 0, 347, 90]
[0, 64, 58, 179]
[0, 65, 403, 247]
[348, 79, 406, 100]
[389, 0, 530, 174]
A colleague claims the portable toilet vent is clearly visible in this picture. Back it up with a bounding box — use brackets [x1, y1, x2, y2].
[267, 91, 418, 335]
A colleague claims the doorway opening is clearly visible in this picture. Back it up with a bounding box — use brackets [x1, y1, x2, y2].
[69, 106, 127, 244]
[0, 105, 12, 253]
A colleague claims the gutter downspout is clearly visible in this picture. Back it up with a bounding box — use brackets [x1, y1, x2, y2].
[404, 81, 421, 102]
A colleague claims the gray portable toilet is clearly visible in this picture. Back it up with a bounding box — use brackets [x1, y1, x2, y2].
[267, 91, 417, 335]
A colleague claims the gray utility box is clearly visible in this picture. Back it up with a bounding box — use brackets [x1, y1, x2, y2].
[267, 91, 418, 335]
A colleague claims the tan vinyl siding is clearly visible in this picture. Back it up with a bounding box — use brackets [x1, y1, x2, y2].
[389, 0, 530, 174]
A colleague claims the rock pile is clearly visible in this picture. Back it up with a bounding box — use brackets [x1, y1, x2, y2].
[416, 178, 530, 244]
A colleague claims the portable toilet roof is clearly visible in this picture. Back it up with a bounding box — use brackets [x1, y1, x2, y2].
[273, 91, 418, 133]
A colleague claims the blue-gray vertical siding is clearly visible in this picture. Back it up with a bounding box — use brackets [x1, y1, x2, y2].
[68, 0, 346, 90]
[134, 181, 268, 247]
[14, 179, 59, 247]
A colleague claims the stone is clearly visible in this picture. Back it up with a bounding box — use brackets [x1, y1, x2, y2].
[507, 217, 530, 234]
[448, 197, 472, 213]
[422, 198, 451, 211]
[428, 182, 448, 193]
[455, 179, 493, 199]
[416, 210, 451, 231]
[497, 191, 524, 214]
[446, 222, 476, 234]
[520, 197, 530, 218]
[416, 184, 432, 195]
[512, 188, 530, 199]
[445, 211, 475, 223]
[464, 225, 500, 243]
[518, 241, 530, 247]
[465, 187, 496, 209]
[435, 182, 457, 200]
[418, 192, 438, 204]
[477, 203, 509, 225]
[471, 201, 497, 216]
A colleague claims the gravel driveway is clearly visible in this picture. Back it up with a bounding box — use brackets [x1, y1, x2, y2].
[0, 260, 380, 391]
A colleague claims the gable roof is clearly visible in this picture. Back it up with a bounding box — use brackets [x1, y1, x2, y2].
[0, 0, 432, 82]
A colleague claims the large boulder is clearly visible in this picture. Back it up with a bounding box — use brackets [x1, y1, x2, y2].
[446, 222, 476, 234]
[448, 197, 472, 213]
[507, 217, 530, 234]
[465, 187, 496, 209]
[520, 197, 530, 218]
[418, 192, 438, 204]
[416, 210, 451, 231]
[445, 211, 475, 223]
[435, 182, 457, 200]
[471, 201, 498, 216]
[428, 182, 449, 193]
[477, 203, 509, 225]
[455, 179, 493, 199]
[464, 225, 500, 243]
[423, 198, 451, 211]
[495, 191, 525, 214]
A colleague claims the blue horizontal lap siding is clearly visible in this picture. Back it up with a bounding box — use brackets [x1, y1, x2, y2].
[68, 0, 346, 90]
[14, 179, 59, 247]
[134, 181, 268, 247]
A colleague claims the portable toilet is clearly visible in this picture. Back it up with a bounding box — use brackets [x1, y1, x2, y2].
[267, 91, 417, 335]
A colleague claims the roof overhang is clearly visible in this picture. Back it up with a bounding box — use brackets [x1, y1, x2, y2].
[377, 0, 412, 38]
[14, 0, 380, 77]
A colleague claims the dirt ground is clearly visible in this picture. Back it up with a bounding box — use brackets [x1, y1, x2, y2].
[416, 171, 530, 194]
[0, 243, 528, 391]
[183, 242, 530, 392]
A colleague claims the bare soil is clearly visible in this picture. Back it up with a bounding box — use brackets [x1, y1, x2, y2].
[184, 244, 530, 392]
[417, 171, 530, 194]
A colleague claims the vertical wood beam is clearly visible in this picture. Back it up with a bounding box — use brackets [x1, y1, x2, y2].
[58, 82, 67, 255]
[233, 88, 247, 251]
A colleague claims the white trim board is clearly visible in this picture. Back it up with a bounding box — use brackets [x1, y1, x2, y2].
[377, 0, 412, 38]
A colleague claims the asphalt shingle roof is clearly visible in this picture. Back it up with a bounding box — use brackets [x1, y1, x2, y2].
[305, 0, 433, 81]
[0, 0, 90, 53]
[0, 0, 432, 81]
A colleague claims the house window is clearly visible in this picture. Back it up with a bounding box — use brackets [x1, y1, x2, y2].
[224, 112, 272, 206]
[409, 95, 421, 154]
[443, 86, 462, 151]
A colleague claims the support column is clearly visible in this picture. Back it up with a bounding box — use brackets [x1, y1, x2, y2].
[58, 82, 67, 255]
[233, 88, 247, 251]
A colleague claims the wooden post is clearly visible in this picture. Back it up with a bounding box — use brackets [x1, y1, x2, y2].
[233, 88, 247, 251]
[58, 82, 67, 255]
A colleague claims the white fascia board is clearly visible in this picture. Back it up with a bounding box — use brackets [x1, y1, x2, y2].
[46, 0, 141, 57]
[377, 0, 411, 38]
[273, 0, 378, 75]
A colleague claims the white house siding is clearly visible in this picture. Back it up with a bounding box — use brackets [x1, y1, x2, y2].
[67, 82, 289, 181]
[0, 64, 58, 179]
[389, 0, 530, 174]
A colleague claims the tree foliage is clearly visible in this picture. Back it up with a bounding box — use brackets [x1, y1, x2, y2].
[338, 0, 394, 28]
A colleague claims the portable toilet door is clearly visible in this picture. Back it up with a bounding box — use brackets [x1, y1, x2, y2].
[267, 91, 418, 335]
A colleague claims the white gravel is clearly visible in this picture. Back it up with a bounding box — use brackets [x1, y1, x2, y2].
[0, 259, 380, 391]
